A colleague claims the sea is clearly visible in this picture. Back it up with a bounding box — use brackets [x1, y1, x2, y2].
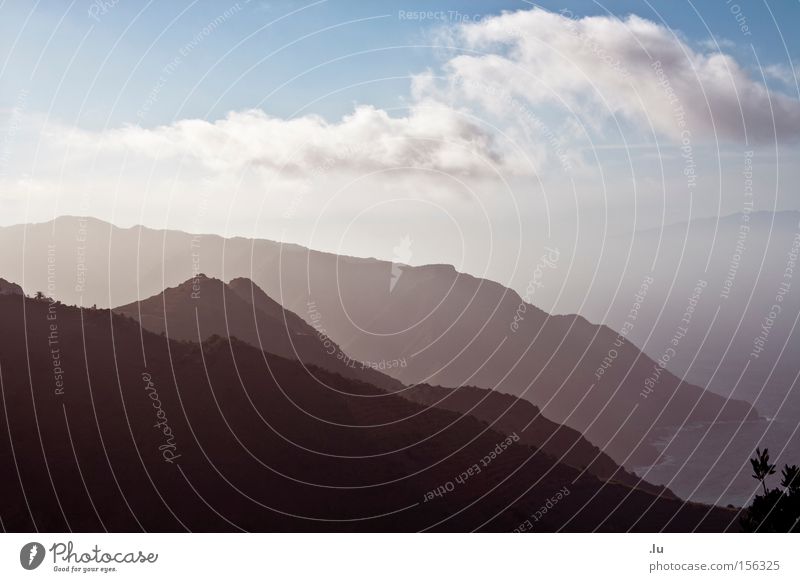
[633, 414, 800, 508]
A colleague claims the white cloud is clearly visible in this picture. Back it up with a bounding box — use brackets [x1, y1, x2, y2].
[764, 64, 800, 86]
[420, 7, 800, 144]
[697, 37, 736, 52]
[46, 6, 800, 197]
[60, 102, 514, 178]
[3, 5, 799, 245]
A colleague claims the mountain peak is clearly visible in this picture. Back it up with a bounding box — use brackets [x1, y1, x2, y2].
[0, 278, 23, 296]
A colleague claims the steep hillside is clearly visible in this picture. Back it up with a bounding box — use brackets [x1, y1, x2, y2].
[114, 274, 402, 393]
[0, 293, 738, 532]
[0, 217, 758, 467]
[404, 384, 675, 498]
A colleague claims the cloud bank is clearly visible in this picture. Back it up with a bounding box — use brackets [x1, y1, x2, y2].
[426, 7, 800, 144]
[50, 6, 799, 192]
[63, 102, 512, 178]
[4, 5, 800, 240]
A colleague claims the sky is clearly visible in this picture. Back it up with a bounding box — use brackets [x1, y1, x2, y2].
[1, 0, 799, 293]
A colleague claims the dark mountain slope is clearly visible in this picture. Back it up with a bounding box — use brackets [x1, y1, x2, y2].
[0, 293, 737, 532]
[113, 274, 401, 393]
[404, 384, 675, 498]
[0, 217, 758, 467]
[114, 275, 669, 495]
[250, 250, 759, 466]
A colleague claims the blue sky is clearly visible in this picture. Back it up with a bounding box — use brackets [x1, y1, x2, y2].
[1, 0, 797, 128]
[1, 1, 799, 292]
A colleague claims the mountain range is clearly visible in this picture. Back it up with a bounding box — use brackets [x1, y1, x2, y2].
[111, 273, 673, 497]
[0, 291, 736, 531]
[0, 217, 759, 472]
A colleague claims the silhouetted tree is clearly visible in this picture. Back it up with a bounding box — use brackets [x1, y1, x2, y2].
[750, 447, 776, 495]
[781, 465, 799, 493]
[741, 448, 800, 532]
[33, 291, 46, 300]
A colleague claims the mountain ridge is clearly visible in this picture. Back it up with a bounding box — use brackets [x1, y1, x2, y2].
[0, 217, 760, 470]
[0, 291, 740, 531]
[112, 273, 674, 495]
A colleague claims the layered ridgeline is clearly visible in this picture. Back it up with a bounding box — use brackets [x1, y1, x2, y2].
[0, 291, 737, 532]
[112, 274, 670, 497]
[526, 211, 800, 505]
[536, 211, 800, 419]
[403, 384, 675, 499]
[0, 217, 757, 469]
[114, 274, 403, 394]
